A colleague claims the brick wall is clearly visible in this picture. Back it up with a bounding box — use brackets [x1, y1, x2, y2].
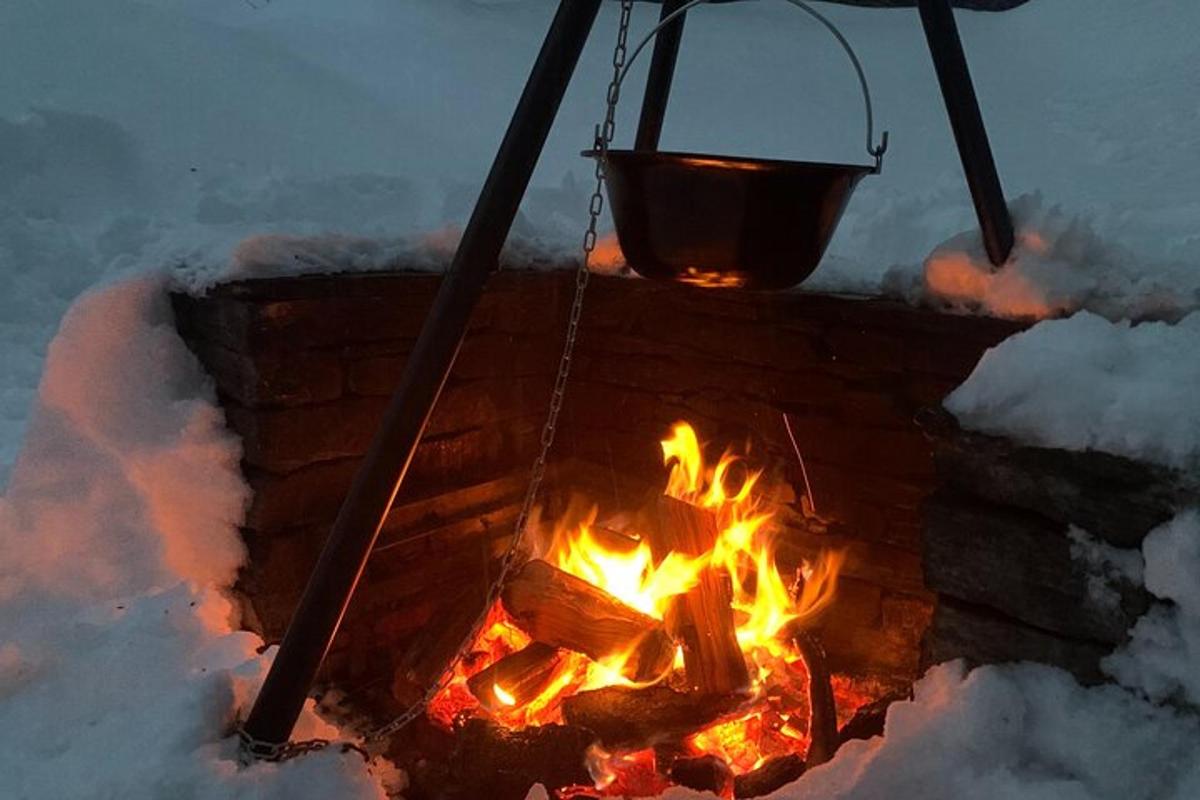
[172, 268, 1022, 699]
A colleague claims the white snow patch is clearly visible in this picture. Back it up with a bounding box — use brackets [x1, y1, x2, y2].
[944, 311, 1200, 469]
[1105, 510, 1200, 707]
[0, 278, 387, 798]
[1068, 526, 1144, 612]
[907, 195, 1200, 322]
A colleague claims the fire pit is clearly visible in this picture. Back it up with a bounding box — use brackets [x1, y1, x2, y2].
[173, 270, 1031, 797]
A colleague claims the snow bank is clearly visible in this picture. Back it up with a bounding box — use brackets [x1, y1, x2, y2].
[0, 278, 387, 798]
[906, 195, 1200, 322]
[944, 311, 1200, 469]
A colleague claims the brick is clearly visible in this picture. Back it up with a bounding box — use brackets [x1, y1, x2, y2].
[230, 396, 389, 472]
[187, 339, 344, 408]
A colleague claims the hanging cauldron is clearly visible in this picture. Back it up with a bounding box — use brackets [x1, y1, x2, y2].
[590, 0, 889, 291]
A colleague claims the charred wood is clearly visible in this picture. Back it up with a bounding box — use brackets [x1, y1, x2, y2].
[446, 718, 595, 800]
[466, 642, 565, 713]
[733, 754, 807, 799]
[561, 684, 746, 750]
[669, 754, 735, 797]
[837, 689, 911, 747]
[790, 628, 837, 768]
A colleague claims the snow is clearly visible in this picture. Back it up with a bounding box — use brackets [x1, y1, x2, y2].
[1068, 526, 1144, 613]
[0, 279, 389, 798]
[944, 311, 1200, 470]
[896, 194, 1200, 322]
[3, 0, 1200, 798]
[1105, 510, 1200, 707]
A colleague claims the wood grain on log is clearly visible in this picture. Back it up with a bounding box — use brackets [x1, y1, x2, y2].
[501, 559, 674, 683]
[920, 408, 1194, 548]
[466, 642, 564, 713]
[650, 495, 750, 695]
[561, 685, 746, 750]
[922, 598, 1110, 684]
[923, 493, 1149, 644]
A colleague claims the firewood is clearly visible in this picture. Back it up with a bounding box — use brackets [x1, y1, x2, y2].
[561, 685, 746, 750]
[650, 495, 750, 695]
[466, 642, 564, 713]
[733, 754, 806, 799]
[447, 718, 595, 800]
[790, 627, 838, 767]
[501, 559, 674, 683]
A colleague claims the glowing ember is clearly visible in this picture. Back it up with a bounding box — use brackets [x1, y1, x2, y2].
[492, 684, 517, 707]
[426, 421, 852, 782]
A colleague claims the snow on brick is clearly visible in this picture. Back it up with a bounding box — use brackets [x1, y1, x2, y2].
[945, 311, 1200, 470]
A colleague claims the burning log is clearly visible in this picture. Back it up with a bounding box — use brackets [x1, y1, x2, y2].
[466, 642, 564, 713]
[561, 685, 746, 750]
[733, 754, 806, 799]
[501, 559, 674, 682]
[447, 718, 595, 800]
[650, 495, 750, 695]
[790, 627, 838, 767]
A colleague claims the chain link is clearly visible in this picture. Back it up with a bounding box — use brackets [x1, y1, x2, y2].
[363, 1, 634, 744]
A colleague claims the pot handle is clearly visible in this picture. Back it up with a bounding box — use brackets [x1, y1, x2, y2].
[614, 0, 889, 172]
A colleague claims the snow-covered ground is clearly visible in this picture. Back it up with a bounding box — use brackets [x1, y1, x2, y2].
[2, 1, 1199, 798]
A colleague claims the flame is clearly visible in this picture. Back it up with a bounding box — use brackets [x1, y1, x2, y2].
[426, 421, 846, 778]
[548, 511, 705, 621]
[492, 683, 517, 706]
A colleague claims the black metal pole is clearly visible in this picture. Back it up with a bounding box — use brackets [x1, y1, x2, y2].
[240, 0, 603, 749]
[634, 0, 689, 151]
[917, 0, 1014, 266]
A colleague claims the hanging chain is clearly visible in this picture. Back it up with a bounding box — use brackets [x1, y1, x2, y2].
[363, 1, 634, 745]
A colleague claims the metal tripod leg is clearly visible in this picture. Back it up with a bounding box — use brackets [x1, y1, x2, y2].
[239, 0, 603, 750]
[918, 0, 1014, 266]
[635, 0, 689, 151]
